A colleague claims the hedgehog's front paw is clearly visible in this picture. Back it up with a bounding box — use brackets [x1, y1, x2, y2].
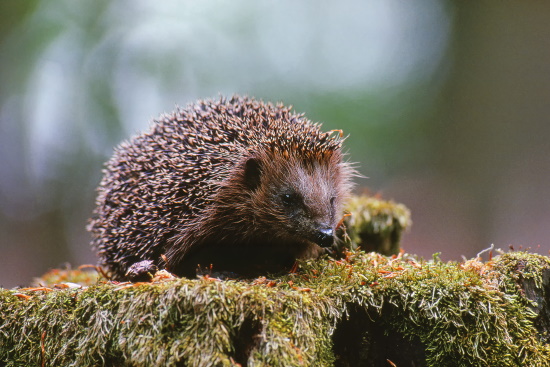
[125, 260, 158, 282]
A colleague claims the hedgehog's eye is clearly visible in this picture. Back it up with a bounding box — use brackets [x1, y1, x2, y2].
[281, 193, 301, 207]
[330, 196, 336, 206]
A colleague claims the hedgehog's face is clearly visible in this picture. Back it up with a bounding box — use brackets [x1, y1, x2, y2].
[243, 153, 347, 249]
[274, 184, 336, 248]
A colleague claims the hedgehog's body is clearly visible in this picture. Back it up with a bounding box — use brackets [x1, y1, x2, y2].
[89, 96, 353, 280]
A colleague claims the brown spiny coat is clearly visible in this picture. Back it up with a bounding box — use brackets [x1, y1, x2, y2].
[89, 96, 353, 279]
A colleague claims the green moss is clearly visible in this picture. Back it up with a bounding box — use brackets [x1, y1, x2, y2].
[493, 251, 550, 291]
[340, 195, 412, 255]
[3, 197, 549, 366]
[34, 267, 102, 287]
[492, 251, 550, 345]
[3, 251, 550, 366]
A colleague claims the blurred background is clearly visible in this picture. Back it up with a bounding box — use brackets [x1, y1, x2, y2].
[1, 1, 549, 288]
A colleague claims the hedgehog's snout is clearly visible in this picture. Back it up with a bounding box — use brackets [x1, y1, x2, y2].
[314, 226, 335, 248]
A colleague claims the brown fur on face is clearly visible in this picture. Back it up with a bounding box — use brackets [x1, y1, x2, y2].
[166, 149, 352, 277]
[89, 96, 354, 280]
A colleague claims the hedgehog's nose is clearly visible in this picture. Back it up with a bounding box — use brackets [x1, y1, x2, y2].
[315, 227, 334, 248]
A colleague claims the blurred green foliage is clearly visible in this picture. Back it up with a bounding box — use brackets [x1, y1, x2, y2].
[0, 0, 450, 288]
[2, 1, 550, 289]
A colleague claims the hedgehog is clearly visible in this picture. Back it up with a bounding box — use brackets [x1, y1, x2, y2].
[89, 96, 354, 280]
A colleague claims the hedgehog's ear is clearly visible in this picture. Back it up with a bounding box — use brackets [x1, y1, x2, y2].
[244, 157, 262, 190]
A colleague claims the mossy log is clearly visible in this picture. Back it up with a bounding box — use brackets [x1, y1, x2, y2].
[2, 197, 550, 366]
